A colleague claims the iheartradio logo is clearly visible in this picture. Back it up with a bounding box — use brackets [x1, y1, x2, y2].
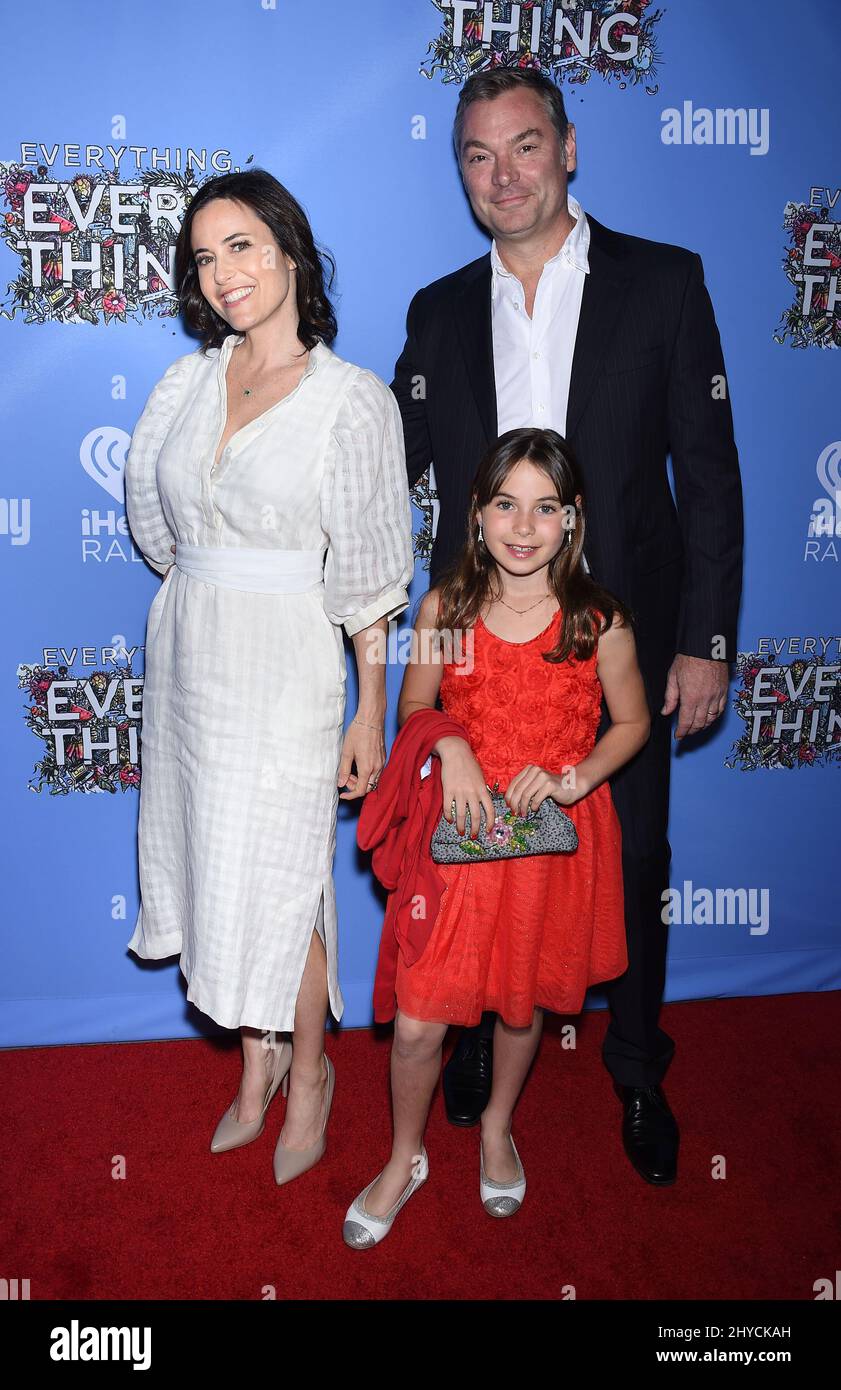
[79, 426, 131, 503]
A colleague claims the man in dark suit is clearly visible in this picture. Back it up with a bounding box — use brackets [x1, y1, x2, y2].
[389, 69, 743, 1185]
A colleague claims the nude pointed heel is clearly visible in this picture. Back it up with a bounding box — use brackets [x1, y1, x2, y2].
[210, 1039, 292, 1154]
[273, 1054, 334, 1186]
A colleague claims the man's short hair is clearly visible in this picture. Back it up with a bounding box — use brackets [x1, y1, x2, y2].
[453, 68, 570, 164]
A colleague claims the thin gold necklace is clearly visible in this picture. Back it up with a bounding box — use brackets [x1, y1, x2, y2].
[496, 593, 554, 616]
[232, 346, 309, 398]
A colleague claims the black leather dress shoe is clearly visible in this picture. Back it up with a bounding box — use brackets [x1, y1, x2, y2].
[614, 1083, 679, 1185]
[443, 1027, 493, 1126]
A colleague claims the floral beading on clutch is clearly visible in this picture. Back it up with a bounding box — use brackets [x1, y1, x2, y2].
[430, 781, 579, 864]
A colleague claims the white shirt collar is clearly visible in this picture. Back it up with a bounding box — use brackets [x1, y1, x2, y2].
[218, 333, 325, 381]
[491, 194, 590, 291]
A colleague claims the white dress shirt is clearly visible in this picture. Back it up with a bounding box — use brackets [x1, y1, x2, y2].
[491, 192, 590, 436]
[491, 193, 591, 569]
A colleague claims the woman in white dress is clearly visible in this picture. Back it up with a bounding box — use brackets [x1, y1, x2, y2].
[124, 169, 414, 1184]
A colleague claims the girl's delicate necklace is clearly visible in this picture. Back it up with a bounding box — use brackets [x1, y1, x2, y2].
[496, 593, 554, 617]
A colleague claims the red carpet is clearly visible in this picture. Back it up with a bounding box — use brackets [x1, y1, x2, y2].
[1, 992, 838, 1301]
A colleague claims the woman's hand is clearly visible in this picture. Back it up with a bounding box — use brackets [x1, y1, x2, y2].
[437, 739, 496, 839]
[504, 763, 589, 815]
[337, 717, 386, 801]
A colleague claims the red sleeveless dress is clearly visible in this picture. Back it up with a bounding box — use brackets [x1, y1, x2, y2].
[394, 607, 628, 1028]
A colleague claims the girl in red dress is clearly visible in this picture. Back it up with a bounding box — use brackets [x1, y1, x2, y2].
[343, 427, 651, 1248]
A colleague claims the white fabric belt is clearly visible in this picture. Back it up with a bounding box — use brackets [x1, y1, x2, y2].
[174, 543, 324, 594]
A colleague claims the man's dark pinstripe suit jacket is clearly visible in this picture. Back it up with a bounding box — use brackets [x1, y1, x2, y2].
[390, 212, 744, 723]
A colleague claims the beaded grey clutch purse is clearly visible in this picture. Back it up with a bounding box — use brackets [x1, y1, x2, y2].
[430, 783, 579, 864]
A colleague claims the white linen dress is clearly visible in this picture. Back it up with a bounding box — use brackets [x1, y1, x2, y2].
[124, 332, 415, 1032]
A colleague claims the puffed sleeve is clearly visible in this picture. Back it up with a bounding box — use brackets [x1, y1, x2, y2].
[320, 368, 415, 637]
[124, 352, 198, 575]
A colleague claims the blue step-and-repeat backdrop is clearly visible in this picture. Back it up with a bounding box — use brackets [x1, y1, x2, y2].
[1, 1, 838, 1046]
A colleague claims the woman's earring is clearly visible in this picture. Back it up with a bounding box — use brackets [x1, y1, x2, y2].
[477, 520, 484, 546]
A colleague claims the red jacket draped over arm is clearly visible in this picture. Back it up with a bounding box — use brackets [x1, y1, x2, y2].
[356, 708, 471, 1023]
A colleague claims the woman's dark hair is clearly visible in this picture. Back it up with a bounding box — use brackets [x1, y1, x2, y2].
[174, 168, 338, 353]
[430, 428, 634, 664]
[453, 68, 570, 164]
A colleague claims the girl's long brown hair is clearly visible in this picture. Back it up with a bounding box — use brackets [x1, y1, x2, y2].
[430, 428, 635, 663]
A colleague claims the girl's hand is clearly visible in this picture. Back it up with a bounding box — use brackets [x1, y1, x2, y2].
[504, 763, 588, 815]
[338, 717, 386, 801]
[439, 743, 496, 839]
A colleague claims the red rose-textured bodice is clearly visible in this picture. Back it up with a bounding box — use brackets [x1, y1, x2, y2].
[438, 607, 604, 789]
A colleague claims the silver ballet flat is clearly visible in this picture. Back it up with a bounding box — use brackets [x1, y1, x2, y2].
[210, 1039, 292, 1154]
[343, 1149, 429, 1249]
[480, 1135, 526, 1217]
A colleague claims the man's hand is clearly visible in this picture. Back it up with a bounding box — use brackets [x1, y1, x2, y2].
[661, 654, 730, 739]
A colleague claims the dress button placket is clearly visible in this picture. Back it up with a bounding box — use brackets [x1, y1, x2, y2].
[213, 447, 230, 536]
